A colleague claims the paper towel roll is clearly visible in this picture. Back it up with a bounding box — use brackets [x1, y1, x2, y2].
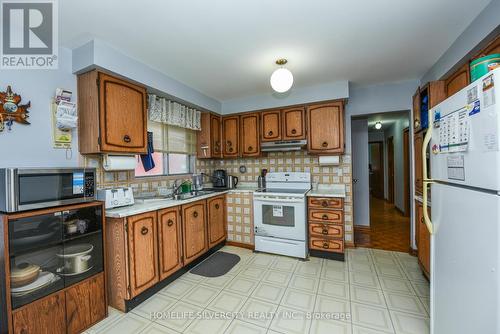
[102, 155, 137, 171]
[318, 156, 340, 165]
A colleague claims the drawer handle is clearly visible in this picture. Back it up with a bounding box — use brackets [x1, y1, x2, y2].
[323, 242, 329, 249]
[291, 129, 297, 134]
[322, 229, 328, 235]
[322, 141, 328, 148]
[322, 201, 328, 207]
[215, 203, 220, 210]
[248, 146, 253, 151]
[141, 227, 149, 235]
[123, 135, 131, 143]
[167, 219, 174, 227]
[322, 214, 328, 220]
[193, 211, 199, 218]
[268, 130, 273, 136]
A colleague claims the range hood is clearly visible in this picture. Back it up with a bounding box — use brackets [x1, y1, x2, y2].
[261, 140, 307, 152]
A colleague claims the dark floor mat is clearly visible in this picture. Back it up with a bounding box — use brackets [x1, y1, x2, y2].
[190, 251, 241, 277]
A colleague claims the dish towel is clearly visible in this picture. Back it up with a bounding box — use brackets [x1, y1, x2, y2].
[140, 132, 155, 171]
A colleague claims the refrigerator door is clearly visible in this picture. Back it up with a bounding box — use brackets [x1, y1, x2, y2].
[431, 182, 500, 334]
[429, 68, 500, 192]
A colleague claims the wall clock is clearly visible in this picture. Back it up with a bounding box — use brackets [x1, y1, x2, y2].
[0, 86, 30, 132]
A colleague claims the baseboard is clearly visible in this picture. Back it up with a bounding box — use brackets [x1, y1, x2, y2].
[226, 241, 255, 250]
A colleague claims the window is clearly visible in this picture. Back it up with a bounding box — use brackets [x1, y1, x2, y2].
[135, 121, 196, 177]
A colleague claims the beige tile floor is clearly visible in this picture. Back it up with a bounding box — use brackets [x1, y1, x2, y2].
[85, 246, 430, 334]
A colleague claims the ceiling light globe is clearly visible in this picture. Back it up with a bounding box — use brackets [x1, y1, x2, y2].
[375, 122, 382, 130]
[270, 68, 293, 93]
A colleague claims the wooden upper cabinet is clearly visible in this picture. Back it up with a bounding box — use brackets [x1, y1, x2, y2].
[127, 211, 159, 298]
[414, 131, 423, 195]
[207, 196, 226, 248]
[282, 107, 306, 140]
[474, 34, 500, 59]
[261, 110, 282, 142]
[222, 116, 240, 158]
[211, 114, 223, 158]
[427, 81, 446, 109]
[157, 207, 183, 281]
[307, 102, 344, 154]
[182, 200, 208, 265]
[445, 63, 470, 98]
[78, 70, 147, 154]
[240, 113, 260, 157]
[412, 88, 421, 132]
[197, 113, 222, 159]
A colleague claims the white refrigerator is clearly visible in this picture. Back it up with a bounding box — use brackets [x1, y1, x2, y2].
[425, 68, 500, 334]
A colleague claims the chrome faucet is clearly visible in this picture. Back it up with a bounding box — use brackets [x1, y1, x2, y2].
[172, 179, 188, 197]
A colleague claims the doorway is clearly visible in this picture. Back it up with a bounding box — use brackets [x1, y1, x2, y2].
[352, 111, 411, 252]
[387, 136, 395, 203]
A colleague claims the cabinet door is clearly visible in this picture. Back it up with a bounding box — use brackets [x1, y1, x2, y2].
[282, 107, 306, 140]
[428, 81, 446, 109]
[222, 116, 240, 158]
[416, 201, 430, 278]
[182, 201, 208, 265]
[158, 207, 183, 281]
[240, 113, 260, 157]
[12, 291, 66, 334]
[307, 102, 344, 154]
[414, 132, 423, 194]
[261, 110, 281, 142]
[207, 196, 226, 248]
[98, 73, 147, 153]
[412, 88, 421, 132]
[197, 112, 212, 158]
[89, 273, 107, 325]
[211, 114, 223, 158]
[127, 212, 159, 298]
[66, 281, 91, 334]
[445, 63, 470, 98]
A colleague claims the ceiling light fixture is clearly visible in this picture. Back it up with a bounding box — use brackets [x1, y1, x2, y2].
[270, 58, 293, 93]
[375, 122, 382, 130]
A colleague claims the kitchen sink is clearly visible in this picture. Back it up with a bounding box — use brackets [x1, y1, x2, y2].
[173, 190, 214, 200]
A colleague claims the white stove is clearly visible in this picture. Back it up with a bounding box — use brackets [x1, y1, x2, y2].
[253, 172, 311, 259]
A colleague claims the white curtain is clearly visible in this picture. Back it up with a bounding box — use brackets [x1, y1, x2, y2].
[148, 94, 201, 131]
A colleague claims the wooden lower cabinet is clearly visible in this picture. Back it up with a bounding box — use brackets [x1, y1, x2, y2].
[414, 132, 423, 195]
[415, 200, 430, 279]
[12, 291, 66, 334]
[308, 197, 345, 259]
[207, 195, 226, 248]
[127, 212, 159, 298]
[182, 200, 208, 265]
[158, 207, 183, 280]
[66, 274, 106, 334]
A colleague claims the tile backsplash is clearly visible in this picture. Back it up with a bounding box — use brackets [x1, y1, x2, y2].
[83, 151, 354, 246]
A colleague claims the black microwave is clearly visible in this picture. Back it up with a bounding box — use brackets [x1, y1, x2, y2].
[0, 168, 96, 213]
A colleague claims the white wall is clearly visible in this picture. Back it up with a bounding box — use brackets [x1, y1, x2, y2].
[0, 48, 79, 168]
[351, 118, 370, 227]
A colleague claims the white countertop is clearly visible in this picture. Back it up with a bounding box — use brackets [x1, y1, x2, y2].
[307, 184, 346, 198]
[106, 185, 259, 218]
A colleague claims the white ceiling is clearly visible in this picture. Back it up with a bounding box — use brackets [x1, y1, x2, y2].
[60, 0, 490, 101]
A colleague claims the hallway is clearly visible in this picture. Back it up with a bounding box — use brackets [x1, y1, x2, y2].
[354, 196, 410, 252]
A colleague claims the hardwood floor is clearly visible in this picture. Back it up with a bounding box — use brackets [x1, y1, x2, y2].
[354, 196, 410, 252]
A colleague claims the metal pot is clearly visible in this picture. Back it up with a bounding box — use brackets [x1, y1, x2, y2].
[227, 175, 239, 189]
[56, 243, 93, 275]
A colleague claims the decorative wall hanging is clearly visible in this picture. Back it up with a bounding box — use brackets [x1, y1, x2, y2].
[0, 86, 30, 132]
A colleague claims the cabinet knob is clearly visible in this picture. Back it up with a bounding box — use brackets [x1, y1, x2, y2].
[322, 201, 328, 207]
[215, 204, 220, 210]
[414, 120, 421, 128]
[322, 141, 328, 148]
[268, 131, 273, 136]
[323, 242, 329, 249]
[229, 147, 234, 153]
[322, 214, 328, 220]
[421, 217, 424, 223]
[123, 135, 131, 143]
[322, 229, 328, 235]
[167, 219, 174, 227]
[193, 211, 199, 218]
[291, 129, 297, 134]
[248, 146, 253, 152]
[141, 226, 149, 235]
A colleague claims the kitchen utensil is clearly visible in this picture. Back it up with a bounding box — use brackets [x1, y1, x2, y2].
[258, 176, 265, 189]
[227, 175, 239, 189]
[192, 174, 204, 191]
[11, 272, 60, 296]
[213, 170, 227, 188]
[56, 243, 93, 275]
[10, 263, 41, 288]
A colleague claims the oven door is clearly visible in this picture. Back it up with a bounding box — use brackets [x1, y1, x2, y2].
[15, 169, 95, 212]
[253, 196, 306, 241]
